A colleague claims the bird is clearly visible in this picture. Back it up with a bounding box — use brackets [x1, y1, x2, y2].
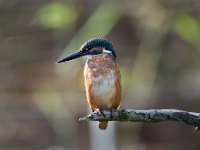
[57, 38, 122, 130]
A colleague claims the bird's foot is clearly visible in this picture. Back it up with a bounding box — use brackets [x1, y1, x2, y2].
[94, 108, 116, 119]
[94, 108, 105, 117]
[110, 108, 116, 119]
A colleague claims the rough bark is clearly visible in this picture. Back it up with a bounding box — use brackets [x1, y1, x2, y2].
[79, 109, 200, 130]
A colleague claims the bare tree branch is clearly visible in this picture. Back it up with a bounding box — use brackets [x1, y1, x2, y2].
[79, 109, 200, 130]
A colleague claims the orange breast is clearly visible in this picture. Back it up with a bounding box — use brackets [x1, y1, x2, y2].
[84, 53, 121, 111]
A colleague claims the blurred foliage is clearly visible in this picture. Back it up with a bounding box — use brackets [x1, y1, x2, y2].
[120, 67, 132, 90]
[37, 2, 78, 29]
[1, 0, 200, 150]
[174, 13, 200, 46]
[58, 1, 122, 58]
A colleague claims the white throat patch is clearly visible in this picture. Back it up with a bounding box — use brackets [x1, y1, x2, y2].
[103, 49, 112, 54]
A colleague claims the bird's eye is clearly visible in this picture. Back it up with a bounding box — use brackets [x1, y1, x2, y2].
[81, 47, 88, 52]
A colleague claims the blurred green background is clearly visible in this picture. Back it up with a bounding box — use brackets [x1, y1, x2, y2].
[1, 0, 200, 150]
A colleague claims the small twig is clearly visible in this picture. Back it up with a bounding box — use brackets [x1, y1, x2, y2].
[79, 109, 200, 130]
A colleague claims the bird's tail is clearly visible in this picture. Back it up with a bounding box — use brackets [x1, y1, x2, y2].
[99, 121, 108, 130]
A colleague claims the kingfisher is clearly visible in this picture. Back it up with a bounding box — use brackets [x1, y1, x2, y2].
[57, 38, 122, 130]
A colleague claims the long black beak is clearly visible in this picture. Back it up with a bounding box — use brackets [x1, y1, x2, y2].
[57, 51, 85, 63]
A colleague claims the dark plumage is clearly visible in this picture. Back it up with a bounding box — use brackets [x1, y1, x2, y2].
[81, 38, 116, 58]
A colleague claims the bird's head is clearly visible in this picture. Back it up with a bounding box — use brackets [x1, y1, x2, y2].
[57, 38, 116, 63]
